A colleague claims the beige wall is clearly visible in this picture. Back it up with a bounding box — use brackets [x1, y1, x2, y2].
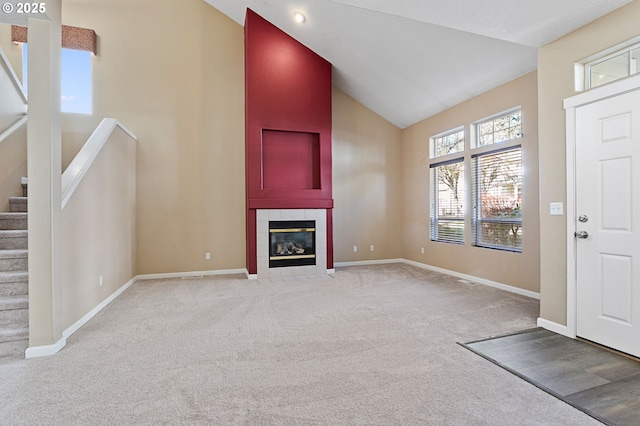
[61, 126, 136, 330]
[62, 0, 246, 275]
[538, 0, 640, 325]
[403, 71, 540, 293]
[332, 88, 404, 262]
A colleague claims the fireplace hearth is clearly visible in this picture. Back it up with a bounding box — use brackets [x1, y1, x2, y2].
[269, 221, 316, 268]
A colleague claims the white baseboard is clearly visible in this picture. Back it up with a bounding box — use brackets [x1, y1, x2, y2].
[24, 275, 137, 359]
[537, 317, 574, 338]
[334, 259, 404, 268]
[402, 259, 540, 299]
[63, 276, 137, 340]
[136, 268, 247, 281]
[25, 336, 66, 359]
[335, 258, 540, 300]
[327, 268, 335, 274]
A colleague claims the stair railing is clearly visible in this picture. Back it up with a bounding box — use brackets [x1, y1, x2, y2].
[0, 46, 28, 145]
[61, 118, 137, 208]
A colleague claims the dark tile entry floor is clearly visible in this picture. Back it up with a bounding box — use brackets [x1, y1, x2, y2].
[461, 328, 640, 426]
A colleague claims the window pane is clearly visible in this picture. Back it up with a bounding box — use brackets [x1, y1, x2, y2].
[590, 50, 630, 88]
[430, 160, 465, 244]
[472, 147, 522, 251]
[22, 44, 92, 114]
[475, 110, 522, 148]
[432, 130, 464, 158]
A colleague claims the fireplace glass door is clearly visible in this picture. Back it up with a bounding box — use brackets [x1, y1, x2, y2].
[269, 220, 316, 268]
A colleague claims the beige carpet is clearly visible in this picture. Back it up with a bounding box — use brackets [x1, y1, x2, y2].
[0, 264, 600, 425]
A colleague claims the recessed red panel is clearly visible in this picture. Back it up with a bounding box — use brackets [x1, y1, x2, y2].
[262, 130, 320, 190]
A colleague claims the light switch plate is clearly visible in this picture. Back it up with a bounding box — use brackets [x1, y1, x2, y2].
[550, 202, 564, 216]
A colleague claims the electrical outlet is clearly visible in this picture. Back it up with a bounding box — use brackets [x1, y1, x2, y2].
[99, 275, 103, 287]
[370, 245, 375, 252]
[353, 246, 358, 253]
[420, 247, 425, 254]
[205, 252, 211, 260]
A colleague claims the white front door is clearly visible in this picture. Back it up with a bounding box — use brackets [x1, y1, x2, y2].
[575, 89, 640, 357]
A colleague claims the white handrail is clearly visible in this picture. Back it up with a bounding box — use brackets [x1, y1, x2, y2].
[0, 115, 27, 145]
[0, 46, 27, 104]
[61, 118, 137, 208]
[0, 46, 27, 144]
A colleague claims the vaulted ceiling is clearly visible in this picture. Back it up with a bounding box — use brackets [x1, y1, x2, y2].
[205, 0, 631, 128]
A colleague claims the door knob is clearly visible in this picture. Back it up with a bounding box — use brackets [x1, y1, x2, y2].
[574, 231, 589, 239]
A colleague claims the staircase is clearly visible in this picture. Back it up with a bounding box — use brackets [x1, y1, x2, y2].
[0, 195, 28, 358]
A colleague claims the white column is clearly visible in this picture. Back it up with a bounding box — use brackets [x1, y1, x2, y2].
[26, 0, 63, 352]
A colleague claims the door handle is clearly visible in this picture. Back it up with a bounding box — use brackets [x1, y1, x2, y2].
[574, 231, 589, 239]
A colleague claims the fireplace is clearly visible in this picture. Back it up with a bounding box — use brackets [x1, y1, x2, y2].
[269, 220, 316, 268]
[256, 209, 328, 278]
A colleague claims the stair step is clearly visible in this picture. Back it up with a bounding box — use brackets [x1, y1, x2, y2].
[0, 230, 28, 250]
[0, 337, 28, 358]
[0, 272, 28, 297]
[0, 213, 27, 230]
[9, 197, 27, 213]
[0, 250, 28, 272]
[0, 327, 28, 343]
[0, 296, 29, 329]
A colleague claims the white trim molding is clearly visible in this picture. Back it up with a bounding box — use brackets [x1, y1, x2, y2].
[63, 277, 136, 340]
[136, 269, 247, 281]
[0, 115, 27, 145]
[334, 259, 404, 268]
[61, 118, 137, 208]
[335, 258, 540, 300]
[537, 317, 573, 338]
[25, 337, 66, 359]
[402, 259, 540, 299]
[24, 276, 137, 359]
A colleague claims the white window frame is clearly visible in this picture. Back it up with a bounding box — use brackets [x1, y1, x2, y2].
[576, 35, 640, 91]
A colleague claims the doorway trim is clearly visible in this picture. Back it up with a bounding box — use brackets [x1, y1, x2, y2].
[563, 73, 640, 340]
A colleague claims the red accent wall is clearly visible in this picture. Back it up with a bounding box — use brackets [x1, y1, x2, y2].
[245, 9, 333, 274]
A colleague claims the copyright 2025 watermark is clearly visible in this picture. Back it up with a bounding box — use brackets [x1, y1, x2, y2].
[2, 2, 47, 14]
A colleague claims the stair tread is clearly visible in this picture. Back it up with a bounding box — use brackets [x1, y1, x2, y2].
[0, 249, 28, 258]
[0, 212, 27, 217]
[0, 327, 29, 342]
[0, 295, 29, 309]
[0, 230, 27, 236]
[0, 271, 28, 278]
[8, 197, 27, 201]
[0, 271, 28, 282]
[0, 326, 28, 335]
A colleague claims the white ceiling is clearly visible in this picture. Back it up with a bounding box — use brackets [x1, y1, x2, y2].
[205, 0, 631, 128]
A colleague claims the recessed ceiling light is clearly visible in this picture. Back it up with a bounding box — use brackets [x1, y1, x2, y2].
[293, 11, 306, 23]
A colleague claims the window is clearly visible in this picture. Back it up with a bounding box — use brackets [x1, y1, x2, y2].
[472, 110, 523, 252]
[476, 111, 522, 147]
[431, 128, 464, 158]
[471, 147, 522, 251]
[583, 41, 640, 89]
[429, 128, 465, 244]
[429, 111, 524, 251]
[22, 44, 93, 114]
[430, 159, 465, 244]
